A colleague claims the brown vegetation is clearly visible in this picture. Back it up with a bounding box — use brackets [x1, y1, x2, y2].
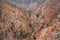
[0, 0, 60, 40]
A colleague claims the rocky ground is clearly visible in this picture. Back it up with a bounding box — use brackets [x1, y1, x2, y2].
[0, 0, 60, 40]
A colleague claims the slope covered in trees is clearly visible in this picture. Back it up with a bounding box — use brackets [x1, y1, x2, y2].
[0, 0, 60, 40]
